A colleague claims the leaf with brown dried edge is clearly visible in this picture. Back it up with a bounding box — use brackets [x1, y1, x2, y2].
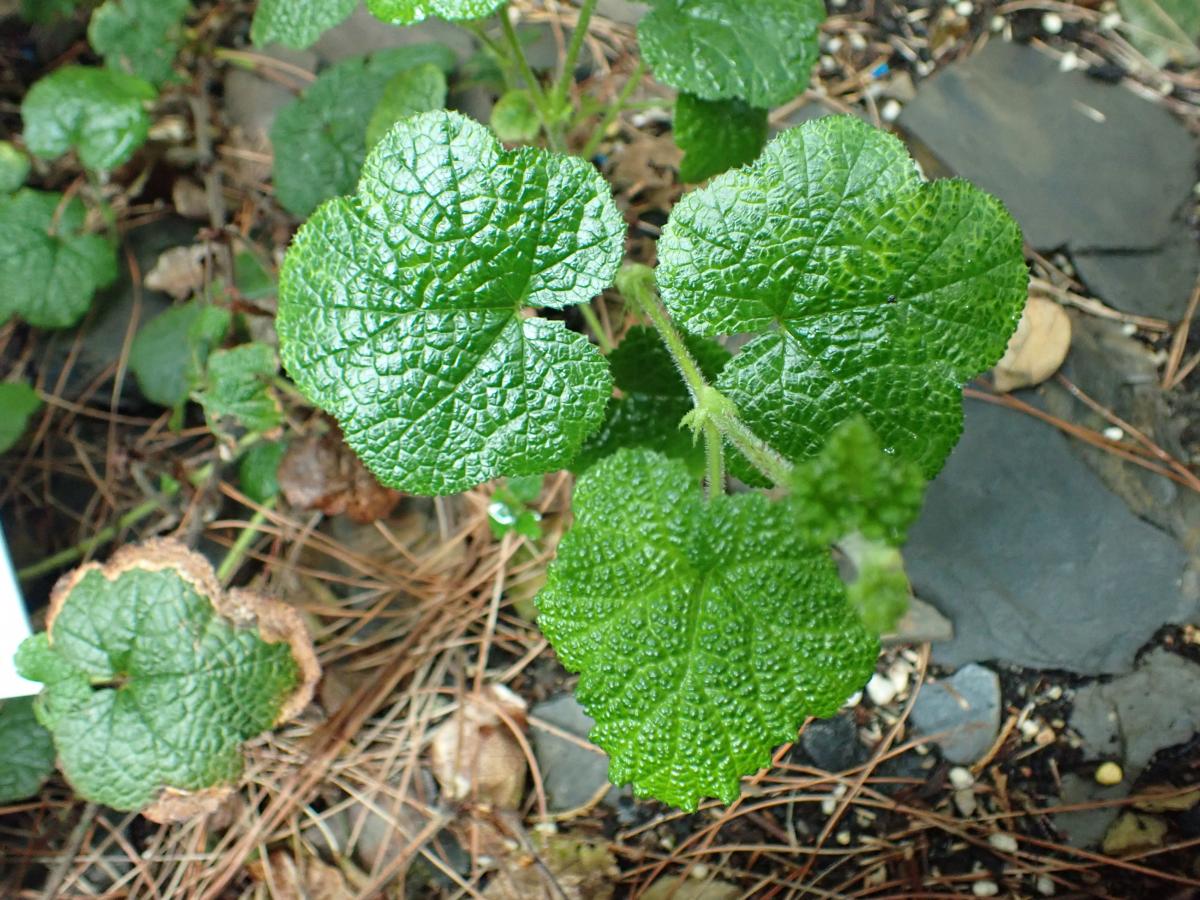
[14, 540, 319, 821]
[278, 430, 402, 523]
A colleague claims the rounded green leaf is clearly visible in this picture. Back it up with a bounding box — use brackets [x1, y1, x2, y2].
[130, 300, 231, 410]
[638, 0, 825, 108]
[0, 697, 56, 804]
[674, 93, 768, 183]
[491, 89, 541, 143]
[657, 116, 1028, 479]
[14, 541, 314, 814]
[278, 111, 624, 496]
[239, 439, 288, 504]
[365, 0, 504, 26]
[271, 47, 458, 217]
[0, 382, 43, 454]
[0, 141, 30, 194]
[22, 66, 156, 171]
[0, 189, 118, 329]
[365, 63, 448, 148]
[537, 449, 878, 810]
[88, 0, 189, 85]
[251, 0, 357, 49]
[195, 342, 283, 436]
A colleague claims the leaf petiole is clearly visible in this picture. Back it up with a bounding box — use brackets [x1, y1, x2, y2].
[498, 5, 563, 150]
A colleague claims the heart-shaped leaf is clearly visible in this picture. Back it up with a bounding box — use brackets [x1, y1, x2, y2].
[0, 381, 43, 454]
[278, 111, 624, 495]
[251, 0, 357, 49]
[657, 115, 1028, 480]
[0, 697, 56, 804]
[88, 0, 190, 85]
[537, 448, 877, 810]
[365, 0, 504, 26]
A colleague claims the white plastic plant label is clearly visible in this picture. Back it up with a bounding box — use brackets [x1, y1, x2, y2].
[0, 523, 38, 698]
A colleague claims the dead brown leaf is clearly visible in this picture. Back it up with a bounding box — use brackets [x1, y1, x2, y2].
[483, 831, 620, 900]
[246, 850, 353, 900]
[278, 430, 402, 523]
[430, 684, 528, 810]
[144, 244, 211, 300]
[607, 130, 682, 213]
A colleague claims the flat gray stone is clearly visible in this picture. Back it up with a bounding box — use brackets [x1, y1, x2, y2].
[530, 693, 621, 812]
[1054, 773, 1127, 849]
[905, 398, 1193, 674]
[900, 40, 1198, 319]
[909, 663, 1001, 765]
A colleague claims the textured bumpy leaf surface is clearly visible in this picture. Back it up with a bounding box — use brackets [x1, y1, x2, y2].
[537, 449, 878, 810]
[0, 697, 56, 804]
[22, 66, 156, 170]
[573, 326, 729, 474]
[658, 116, 1027, 480]
[365, 63, 448, 148]
[365, 0, 504, 26]
[674, 93, 768, 183]
[89, 0, 190, 84]
[0, 141, 30, 194]
[0, 381, 43, 453]
[130, 300, 231, 410]
[638, 0, 825, 108]
[0, 189, 118, 329]
[278, 111, 624, 495]
[15, 554, 301, 812]
[195, 343, 282, 435]
[270, 47, 457, 217]
[251, 0, 357, 49]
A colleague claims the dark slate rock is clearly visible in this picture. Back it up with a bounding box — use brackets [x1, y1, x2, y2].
[798, 713, 868, 772]
[1054, 773, 1127, 849]
[905, 398, 1194, 674]
[909, 664, 1001, 765]
[530, 693, 622, 812]
[899, 40, 1198, 319]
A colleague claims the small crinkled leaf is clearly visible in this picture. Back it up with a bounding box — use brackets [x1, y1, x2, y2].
[365, 63, 448, 148]
[0, 141, 30, 194]
[278, 111, 624, 495]
[675, 93, 768, 183]
[0, 381, 43, 454]
[790, 417, 926, 546]
[1118, 0, 1200, 66]
[239, 439, 288, 504]
[0, 697, 56, 804]
[251, 0, 357, 49]
[537, 449, 878, 810]
[842, 535, 909, 635]
[88, 0, 189, 85]
[15, 540, 317, 814]
[491, 89, 541, 143]
[658, 116, 1028, 481]
[22, 66, 156, 170]
[0, 189, 118, 329]
[365, 0, 504, 26]
[130, 300, 231, 410]
[196, 342, 282, 436]
[638, 0, 824, 108]
[574, 325, 729, 474]
[270, 46, 457, 217]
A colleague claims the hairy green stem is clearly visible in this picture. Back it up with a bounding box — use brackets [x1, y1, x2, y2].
[17, 497, 164, 581]
[549, 0, 599, 117]
[216, 499, 275, 584]
[499, 6, 564, 151]
[615, 264, 795, 489]
[464, 21, 517, 92]
[580, 58, 647, 160]
[703, 420, 725, 498]
[578, 301, 613, 353]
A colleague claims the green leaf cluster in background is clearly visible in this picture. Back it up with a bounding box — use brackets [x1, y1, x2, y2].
[239, 439, 289, 504]
[0, 382, 43, 454]
[491, 88, 541, 143]
[0, 697, 56, 804]
[365, 63, 448, 148]
[251, 0, 357, 49]
[195, 342, 283, 437]
[15, 546, 302, 812]
[674, 93, 768, 183]
[573, 325, 729, 475]
[0, 142, 30, 195]
[88, 0, 190, 85]
[22, 66, 156, 171]
[1118, 0, 1200, 66]
[270, 45, 457, 217]
[0, 189, 118, 329]
[365, 0, 505, 27]
[278, 111, 624, 495]
[657, 116, 1028, 482]
[20, 0, 87, 23]
[129, 299, 231, 412]
[537, 449, 878, 811]
[488, 475, 544, 540]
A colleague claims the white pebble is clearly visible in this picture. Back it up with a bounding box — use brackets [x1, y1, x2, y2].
[1095, 761, 1123, 785]
[1100, 11, 1121, 30]
[990, 14, 1006, 32]
[949, 766, 975, 789]
[830, 0, 847, 7]
[880, 99, 903, 124]
[1059, 51, 1079, 72]
[955, 0, 974, 15]
[835, 830, 852, 845]
[1042, 12, 1063, 34]
[848, 32, 867, 51]
[1046, 685, 1063, 700]
[1019, 718, 1040, 740]
[887, 660, 911, 696]
[1037, 874, 1057, 895]
[973, 881, 1000, 898]
[1103, 426, 1124, 441]
[821, 795, 838, 815]
[916, 60, 935, 77]
[867, 672, 899, 705]
[988, 832, 1019, 853]
[825, 36, 843, 53]
[688, 863, 711, 880]
[1122, 321, 1139, 335]
[954, 788, 978, 817]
